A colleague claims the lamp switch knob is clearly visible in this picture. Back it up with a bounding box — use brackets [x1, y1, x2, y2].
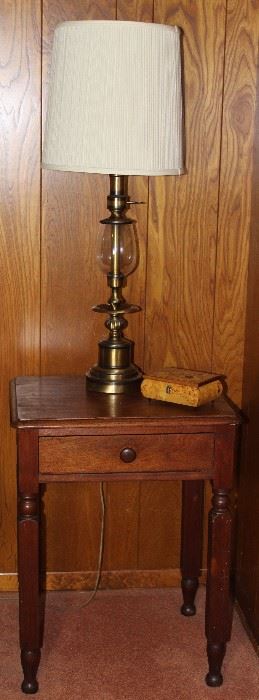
[120, 447, 137, 463]
[126, 200, 145, 205]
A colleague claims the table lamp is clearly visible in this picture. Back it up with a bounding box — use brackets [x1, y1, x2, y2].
[42, 20, 184, 393]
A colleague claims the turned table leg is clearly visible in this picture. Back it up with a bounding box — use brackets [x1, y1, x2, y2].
[180, 480, 204, 616]
[17, 431, 41, 694]
[205, 487, 233, 687]
[18, 492, 41, 693]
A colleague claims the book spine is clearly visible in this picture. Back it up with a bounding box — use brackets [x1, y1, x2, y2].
[196, 381, 223, 406]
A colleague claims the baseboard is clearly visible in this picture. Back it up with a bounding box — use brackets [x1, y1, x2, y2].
[0, 574, 18, 591]
[0, 568, 207, 591]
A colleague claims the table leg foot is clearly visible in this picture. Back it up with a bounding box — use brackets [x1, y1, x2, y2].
[181, 576, 198, 616]
[21, 650, 40, 694]
[205, 642, 225, 687]
[180, 481, 204, 617]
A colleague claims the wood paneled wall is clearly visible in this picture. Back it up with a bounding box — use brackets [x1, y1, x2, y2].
[0, 0, 258, 639]
[0, 0, 41, 584]
[236, 35, 259, 644]
[212, 0, 259, 406]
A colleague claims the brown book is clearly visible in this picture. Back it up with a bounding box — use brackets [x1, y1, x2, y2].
[141, 368, 224, 407]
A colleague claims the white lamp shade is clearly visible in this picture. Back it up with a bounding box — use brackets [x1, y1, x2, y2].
[42, 20, 184, 176]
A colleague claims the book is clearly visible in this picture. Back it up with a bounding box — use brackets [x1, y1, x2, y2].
[140, 368, 224, 407]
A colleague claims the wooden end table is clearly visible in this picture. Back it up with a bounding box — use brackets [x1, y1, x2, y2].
[10, 376, 241, 694]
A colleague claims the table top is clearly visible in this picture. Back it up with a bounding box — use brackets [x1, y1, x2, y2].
[10, 376, 241, 430]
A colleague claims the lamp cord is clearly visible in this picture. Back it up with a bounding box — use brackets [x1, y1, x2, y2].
[80, 481, 106, 607]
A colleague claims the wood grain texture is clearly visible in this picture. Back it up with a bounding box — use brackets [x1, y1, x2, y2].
[138, 481, 182, 569]
[0, 1, 41, 572]
[236, 29, 259, 643]
[141, 0, 226, 583]
[212, 0, 259, 405]
[13, 379, 238, 594]
[42, 483, 103, 572]
[102, 482, 139, 570]
[117, 0, 153, 22]
[39, 433, 214, 473]
[145, 0, 226, 373]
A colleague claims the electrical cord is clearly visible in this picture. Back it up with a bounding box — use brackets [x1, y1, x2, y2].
[80, 482, 106, 607]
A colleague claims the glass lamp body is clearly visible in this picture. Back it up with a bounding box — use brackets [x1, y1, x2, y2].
[97, 222, 138, 277]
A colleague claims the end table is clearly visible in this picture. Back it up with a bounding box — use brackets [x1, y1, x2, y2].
[10, 376, 241, 694]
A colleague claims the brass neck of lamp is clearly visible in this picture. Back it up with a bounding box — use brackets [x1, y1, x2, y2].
[105, 175, 134, 313]
[86, 174, 142, 394]
[108, 174, 129, 208]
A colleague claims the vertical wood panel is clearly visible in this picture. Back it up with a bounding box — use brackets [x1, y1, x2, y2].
[212, 0, 259, 405]
[138, 481, 181, 569]
[212, 0, 259, 640]
[236, 40, 259, 641]
[117, 0, 153, 22]
[42, 483, 103, 571]
[102, 482, 140, 571]
[145, 0, 226, 373]
[139, 0, 226, 573]
[0, 1, 41, 572]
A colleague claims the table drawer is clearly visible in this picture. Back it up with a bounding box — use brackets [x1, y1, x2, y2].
[39, 433, 214, 474]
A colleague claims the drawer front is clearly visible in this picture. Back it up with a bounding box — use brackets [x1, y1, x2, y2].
[39, 433, 214, 475]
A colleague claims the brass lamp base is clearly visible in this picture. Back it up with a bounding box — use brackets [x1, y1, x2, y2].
[86, 174, 143, 394]
[86, 336, 142, 394]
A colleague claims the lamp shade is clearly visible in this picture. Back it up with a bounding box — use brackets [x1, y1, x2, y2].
[42, 20, 184, 176]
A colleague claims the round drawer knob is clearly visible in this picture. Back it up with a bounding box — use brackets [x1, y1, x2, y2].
[120, 447, 136, 463]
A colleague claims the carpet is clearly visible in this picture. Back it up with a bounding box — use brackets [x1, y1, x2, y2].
[0, 586, 258, 699]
